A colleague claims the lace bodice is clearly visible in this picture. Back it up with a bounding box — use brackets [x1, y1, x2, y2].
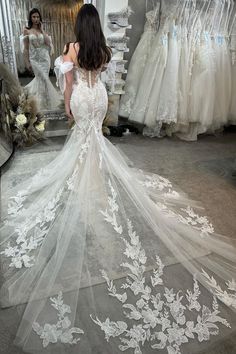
[54, 56, 103, 93]
[74, 67, 102, 88]
[28, 33, 45, 48]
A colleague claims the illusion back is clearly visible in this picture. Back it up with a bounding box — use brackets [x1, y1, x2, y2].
[72, 66, 108, 133]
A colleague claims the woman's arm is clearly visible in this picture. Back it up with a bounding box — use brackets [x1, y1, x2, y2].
[63, 44, 74, 120]
[23, 28, 32, 72]
[38, 22, 52, 47]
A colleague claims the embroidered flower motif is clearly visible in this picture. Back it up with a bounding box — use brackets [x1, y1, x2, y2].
[33, 292, 84, 347]
[92, 181, 232, 354]
[66, 165, 79, 191]
[201, 270, 236, 309]
[139, 174, 173, 192]
[1, 188, 63, 268]
[79, 135, 91, 163]
[178, 207, 214, 236]
[100, 179, 123, 234]
[7, 191, 28, 217]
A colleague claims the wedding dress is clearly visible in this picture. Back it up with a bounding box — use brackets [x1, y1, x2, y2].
[21, 33, 62, 111]
[0, 55, 236, 354]
[119, 7, 159, 118]
[128, 1, 175, 126]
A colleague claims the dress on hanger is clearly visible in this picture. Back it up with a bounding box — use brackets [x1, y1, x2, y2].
[119, 7, 159, 118]
[143, 19, 181, 138]
[0, 50, 236, 354]
[128, 1, 174, 125]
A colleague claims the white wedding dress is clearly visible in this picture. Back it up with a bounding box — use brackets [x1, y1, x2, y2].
[0, 56, 236, 354]
[119, 8, 159, 118]
[22, 33, 62, 111]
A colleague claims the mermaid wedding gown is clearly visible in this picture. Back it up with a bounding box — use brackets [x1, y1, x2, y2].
[22, 33, 62, 111]
[0, 56, 236, 354]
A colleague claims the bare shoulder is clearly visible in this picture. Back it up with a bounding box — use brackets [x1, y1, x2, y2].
[23, 27, 29, 36]
[64, 42, 79, 63]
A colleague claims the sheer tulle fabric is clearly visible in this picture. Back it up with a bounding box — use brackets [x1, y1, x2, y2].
[0, 59, 236, 354]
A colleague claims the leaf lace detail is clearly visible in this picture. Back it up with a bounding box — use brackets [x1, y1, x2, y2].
[66, 165, 79, 191]
[139, 173, 214, 236]
[156, 203, 214, 237]
[7, 191, 28, 217]
[1, 188, 63, 269]
[91, 181, 231, 354]
[100, 179, 123, 234]
[79, 134, 91, 163]
[139, 174, 180, 199]
[7, 168, 48, 218]
[201, 270, 236, 309]
[33, 292, 84, 347]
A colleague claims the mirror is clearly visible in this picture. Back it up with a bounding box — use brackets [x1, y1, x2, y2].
[0, 78, 14, 167]
[9, 0, 83, 113]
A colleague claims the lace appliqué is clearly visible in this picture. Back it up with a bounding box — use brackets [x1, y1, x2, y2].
[7, 168, 48, 218]
[79, 134, 91, 163]
[7, 191, 28, 217]
[92, 181, 232, 354]
[140, 173, 214, 236]
[100, 180, 123, 234]
[1, 188, 63, 269]
[139, 174, 178, 198]
[67, 165, 79, 191]
[92, 219, 230, 354]
[202, 270, 236, 309]
[33, 292, 84, 347]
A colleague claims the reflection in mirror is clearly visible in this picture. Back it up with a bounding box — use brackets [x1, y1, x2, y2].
[10, 0, 83, 114]
[0, 77, 13, 167]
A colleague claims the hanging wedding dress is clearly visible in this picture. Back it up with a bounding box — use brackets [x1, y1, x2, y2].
[0, 54, 236, 354]
[128, 1, 173, 125]
[22, 33, 62, 111]
[143, 18, 181, 138]
[229, 16, 236, 124]
[119, 6, 159, 118]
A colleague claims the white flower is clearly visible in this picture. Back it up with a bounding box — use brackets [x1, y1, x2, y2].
[35, 120, 45, 132]
[16, 114, 27, 125]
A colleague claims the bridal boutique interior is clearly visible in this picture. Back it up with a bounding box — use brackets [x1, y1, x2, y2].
[0, 0, 236, 354]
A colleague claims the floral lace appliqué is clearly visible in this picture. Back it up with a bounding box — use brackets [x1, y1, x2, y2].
[33, 292, 84, 347]
[91, 219, 230, 354]
[1, 188, 63, 269]
[92, 181, 232, 354]
[100, 179, 123, 234]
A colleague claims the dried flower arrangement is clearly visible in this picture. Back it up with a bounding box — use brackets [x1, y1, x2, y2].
[0, 63, 45, 148]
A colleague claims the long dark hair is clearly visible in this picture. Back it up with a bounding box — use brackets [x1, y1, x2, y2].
[73, 4, 111, 70]
[26, 8, 42, 30]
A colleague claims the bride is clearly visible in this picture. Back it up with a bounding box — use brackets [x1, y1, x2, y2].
[22, 8, 62, 111]
[0, 4, 236, 354]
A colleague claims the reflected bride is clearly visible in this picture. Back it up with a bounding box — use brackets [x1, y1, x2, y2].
[21, 8, 62, 111]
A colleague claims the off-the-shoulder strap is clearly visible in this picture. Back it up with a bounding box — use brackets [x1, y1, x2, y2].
[19, 34, 29, 53]
[54, 56, 74, 93]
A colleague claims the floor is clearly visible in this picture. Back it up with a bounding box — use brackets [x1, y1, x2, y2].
[0, 130, 236, 354]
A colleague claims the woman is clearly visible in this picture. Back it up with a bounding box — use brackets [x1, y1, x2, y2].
[22, 8, 61, 110]
[1, 4, 236, 354]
